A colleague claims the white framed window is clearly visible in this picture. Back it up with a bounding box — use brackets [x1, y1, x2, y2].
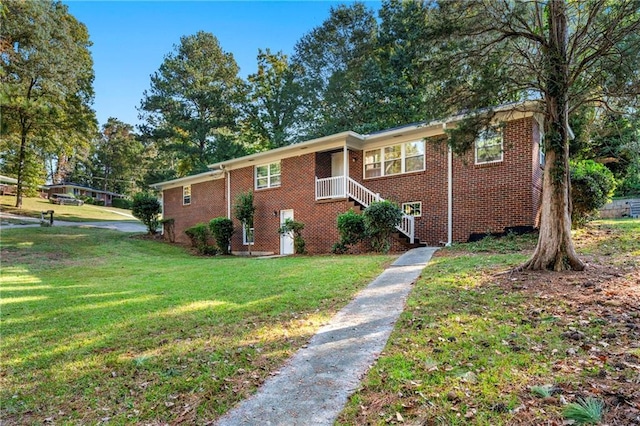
[255, 161, 281, 189]
[475, 128, 503, 164]
[242, 222, 254, 245]
[183, 185, 191, 205]
[364, 140, 425, 178]
[402, 202, 422, 217]
[539, 133, 546, 167]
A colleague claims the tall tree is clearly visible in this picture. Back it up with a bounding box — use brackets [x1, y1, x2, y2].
[91, 118, 144, 194]
[0, 0, 97, 207]
[292, 3, 378, 138]
[139, 31, 246, 175]
[424, 0, 640, 271]
[242, 49, 302, 150]
[359, 0, 443, 131]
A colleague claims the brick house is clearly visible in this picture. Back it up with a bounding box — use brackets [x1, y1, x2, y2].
[151, 104, 544, 255]
[45, 183, 124, 207]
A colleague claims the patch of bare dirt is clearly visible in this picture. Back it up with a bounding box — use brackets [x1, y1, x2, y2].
[497, 256, 640, 425]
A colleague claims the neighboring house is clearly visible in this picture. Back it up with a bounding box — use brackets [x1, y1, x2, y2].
[0, 175, 18, 195]
[151, 103, 545, 255]
[45, 183, 124, 207]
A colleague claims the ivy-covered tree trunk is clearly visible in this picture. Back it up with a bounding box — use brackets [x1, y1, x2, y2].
[521, 0, 584, 271]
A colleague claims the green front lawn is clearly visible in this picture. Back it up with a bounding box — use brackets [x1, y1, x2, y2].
[0, 227, 394, 424]
[338, 218, 640, 425]
[1, 195, 136, 222]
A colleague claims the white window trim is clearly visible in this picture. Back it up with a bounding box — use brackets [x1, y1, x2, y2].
[402, 201, 422, 217]
[242, 222, 254, 245]
[363, 140, 425, 179]
[255, 161, 281, 190]
[474, 129, 504, 165]
[182, 185, 191, 206]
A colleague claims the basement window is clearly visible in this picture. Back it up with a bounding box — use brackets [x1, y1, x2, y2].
[402, 201, 422, 217]
[183, 185, 191, 205]
[242, 222, 254, 245]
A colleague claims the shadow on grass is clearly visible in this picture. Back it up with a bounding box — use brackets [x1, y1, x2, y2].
[1, 226, 392, 424]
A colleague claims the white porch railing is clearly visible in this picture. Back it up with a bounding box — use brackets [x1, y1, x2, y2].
[315, 176, 415, 243]
[315, 175, 345, 199]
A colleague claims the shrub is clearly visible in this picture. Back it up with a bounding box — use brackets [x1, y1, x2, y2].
[279, 218, 306, 254]
[563, 397, 604, 424]
[112, 198, 132, 209]
[234, 191, 255, 255]
[571, 160, 616, 227]
[185, 223, 216, 255]
[363, 200, 402, 253]
[209, 217, 234, 255]
[93, 199, 105, 206]
[131, 193, 162, 234]
[333, 209, 366, 254]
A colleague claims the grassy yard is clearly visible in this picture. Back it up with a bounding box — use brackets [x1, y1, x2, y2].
[1, 195, 135, 222]
[0, 227, 394, 425]
[338, 218, 640, 425]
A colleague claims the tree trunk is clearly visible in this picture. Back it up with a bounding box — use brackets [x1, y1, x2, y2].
[15, 124, 27, 208]
[520, 0, 585, 271]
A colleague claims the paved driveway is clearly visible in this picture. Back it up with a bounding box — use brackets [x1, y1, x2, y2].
[0, 212, 146, 233]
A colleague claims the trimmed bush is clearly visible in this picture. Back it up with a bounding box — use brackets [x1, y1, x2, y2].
[112, 198, 132, 209]
[571, 160, 616, 226]
[185, 223, 216, 255]
[279, 218, 306, 254]
[333, 209, 366, 254]
[209, 217, 234, 255]
[132, 193, 162, 235]
[363, 200, 402, 253]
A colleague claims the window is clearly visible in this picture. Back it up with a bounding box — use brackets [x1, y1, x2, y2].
[539, 133, 546, 167]
[183, 185, 191, 205]
[364, 140, 425, 178]
[242, 222, 254, 245]
[402, 202, 422, 217]
[475, 128, 503, 164]
[255, 161, 281, 189]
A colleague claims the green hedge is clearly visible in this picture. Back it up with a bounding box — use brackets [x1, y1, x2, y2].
[112, 198, 132, 209]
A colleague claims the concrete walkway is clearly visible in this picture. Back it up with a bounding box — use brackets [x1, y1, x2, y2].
[217, 247, 438, 426]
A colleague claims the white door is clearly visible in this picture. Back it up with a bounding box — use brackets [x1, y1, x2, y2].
[331, 153, 344, 177]
[280, 209, 295, 255]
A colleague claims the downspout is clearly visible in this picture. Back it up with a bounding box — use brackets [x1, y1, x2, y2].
[445, 123, 453, 246]
[226, 170, 231, 219]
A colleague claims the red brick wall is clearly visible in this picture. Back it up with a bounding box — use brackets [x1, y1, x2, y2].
[451, 117, 536, 241]
[163, 179, 226, 244]
[350, 141, 449, 246]
[163, 116, 539, 251]
[229, 153, 349, 254]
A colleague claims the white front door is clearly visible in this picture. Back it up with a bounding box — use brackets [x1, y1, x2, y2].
[280, 209, 294, 255]
[331, 153, 344, 177]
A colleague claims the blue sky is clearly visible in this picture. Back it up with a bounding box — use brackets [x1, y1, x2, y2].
[65, 1, 380, 129]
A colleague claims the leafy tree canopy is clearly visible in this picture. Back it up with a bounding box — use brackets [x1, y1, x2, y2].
[139, 31, 246, 176]
[0, 0, 97, 206]
[420, 0, 640, 271]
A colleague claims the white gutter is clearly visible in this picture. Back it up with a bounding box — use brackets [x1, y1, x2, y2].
[445, 122, 453, 246]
